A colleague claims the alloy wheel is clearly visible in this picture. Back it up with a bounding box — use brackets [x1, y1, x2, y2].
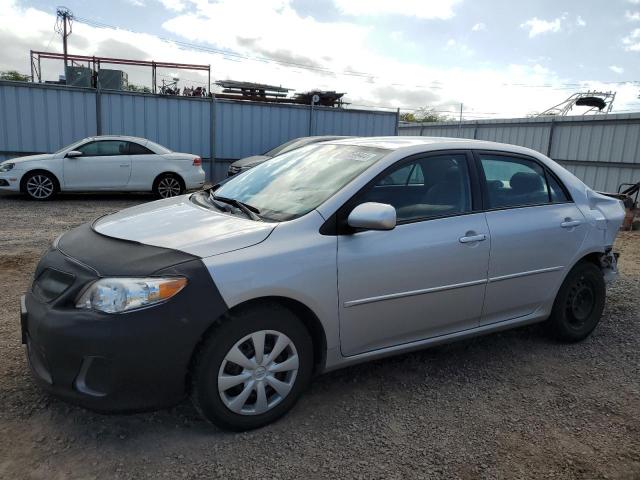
[218, 330, 299, 416]
[157, 177, 182, 198]
[26, 175, 54, 199]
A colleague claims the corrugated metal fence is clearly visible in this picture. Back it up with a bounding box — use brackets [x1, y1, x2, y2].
[0, 80, 398, 182]
[399, 114, 640, 193]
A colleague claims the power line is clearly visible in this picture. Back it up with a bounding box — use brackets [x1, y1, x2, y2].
[55, 7, 74, 69]
[73, 15, 640, 94]
[53, 15, 640, 119]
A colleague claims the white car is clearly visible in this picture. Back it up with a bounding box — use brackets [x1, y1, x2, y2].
[0, 135, 206, 200]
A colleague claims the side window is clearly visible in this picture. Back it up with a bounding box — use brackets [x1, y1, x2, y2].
[359, 154, 472, 223]
[379, 164, 424, 186]
[547, 173, 570, 202]
[128, 142, 153, 155]
[76, 141, 128, 156]
[97, 141, 129, 156]
[480, 155, 552, 208]
[76, 141, 99, 156]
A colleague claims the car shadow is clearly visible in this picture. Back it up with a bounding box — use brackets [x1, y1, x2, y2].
[0, 191, 157, 202]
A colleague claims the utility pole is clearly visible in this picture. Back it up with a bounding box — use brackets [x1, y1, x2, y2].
[458, 103, 463, 133]
[55, 7, 74, 70]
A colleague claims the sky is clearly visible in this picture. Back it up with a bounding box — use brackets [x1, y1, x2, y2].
[1, 0, 639, 119]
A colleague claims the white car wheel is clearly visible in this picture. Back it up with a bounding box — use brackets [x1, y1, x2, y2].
[24, 173, 56, 200]
[155, 174, 184, 199]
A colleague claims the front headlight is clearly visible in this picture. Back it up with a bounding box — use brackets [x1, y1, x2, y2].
[75, 277, 187, 313]
[0, 162, 14, 173]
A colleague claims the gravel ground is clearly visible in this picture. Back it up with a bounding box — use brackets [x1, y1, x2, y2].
[0, 192, 639, 480]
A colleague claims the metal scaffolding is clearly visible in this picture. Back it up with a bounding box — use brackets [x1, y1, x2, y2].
[29, 50, 211, 94]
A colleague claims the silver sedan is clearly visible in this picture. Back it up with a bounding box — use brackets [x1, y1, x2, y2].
[25, 137, 626, 430]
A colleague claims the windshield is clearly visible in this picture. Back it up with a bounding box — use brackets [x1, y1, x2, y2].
[211, 144, 388, 221]
[55, 139, 87, 154]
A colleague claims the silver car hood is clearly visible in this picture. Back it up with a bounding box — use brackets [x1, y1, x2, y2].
[93, 195, 276, 258]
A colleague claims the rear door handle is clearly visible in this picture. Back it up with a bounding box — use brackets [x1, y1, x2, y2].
[119, 164, 129, 167]
[459, 234, 487, 244]
[561, 220, 582, 228]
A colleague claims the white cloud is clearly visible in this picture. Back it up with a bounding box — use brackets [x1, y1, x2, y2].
[158, 0, 187, 12]
[445, 39, 473, 55]
[389, 31, 403, 42]
[126, 0, 146, 6]
[622, 28, 640, 51]
[162, 0, 372, 78]
[520, 16, 563, 38]
[333, 0, 462, 20]
[471, 22, 486, 32]
[609, 65, 624, 74]
[520, 13, 572, 38]
[625, 11, 640, 21]
[576, 15, 586, 27]
[627, 0, 640, 4]
[0, 0, 638, 118]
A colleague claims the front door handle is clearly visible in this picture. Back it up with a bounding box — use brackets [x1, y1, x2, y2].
[119, 164, 129, 167]
[561, 219, 582, 228]
[459, 233, 487, 244]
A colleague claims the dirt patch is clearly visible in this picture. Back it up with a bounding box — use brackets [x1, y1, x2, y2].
[0, 192, 639, 479]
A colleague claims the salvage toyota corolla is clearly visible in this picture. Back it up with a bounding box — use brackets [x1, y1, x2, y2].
[21, 137, 625, 431]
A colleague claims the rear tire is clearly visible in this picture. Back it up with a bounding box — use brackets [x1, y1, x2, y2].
[154, 173, 184, 199]
[191, 303, 313, 431]
[23, 171, 57, 200]
[547, 261, 605, 342]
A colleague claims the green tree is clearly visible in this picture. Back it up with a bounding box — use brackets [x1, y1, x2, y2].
[0, 70, 30, 82]
[401, 107, 453, 123]
[126, 84, 152, 93]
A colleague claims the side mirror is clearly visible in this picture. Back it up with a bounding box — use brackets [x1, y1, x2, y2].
[347, 202, 396, 231]
[66, 150, 83, 158]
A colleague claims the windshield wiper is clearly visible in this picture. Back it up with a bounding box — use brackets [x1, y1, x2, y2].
[210, 194, 262, 221]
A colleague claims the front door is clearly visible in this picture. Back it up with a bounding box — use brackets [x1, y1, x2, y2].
[476, 152, 588, 325]
[63, 140, 132, 189]
[337, 152, 491, 356]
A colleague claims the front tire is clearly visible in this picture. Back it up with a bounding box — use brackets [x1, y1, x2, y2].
[191, 303, 313, 431]
[154, 173, 184, 199]
[547, 261, 606, 342]
[23, 172, 57, 200]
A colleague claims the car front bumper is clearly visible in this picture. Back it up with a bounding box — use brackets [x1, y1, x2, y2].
[0, 171, 22, 191]
[21, 223, 228, 412]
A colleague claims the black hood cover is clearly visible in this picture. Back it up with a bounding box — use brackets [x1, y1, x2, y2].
[57, 222, 198, 277]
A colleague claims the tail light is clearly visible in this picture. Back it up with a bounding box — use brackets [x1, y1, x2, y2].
[192, 157, 202, 167]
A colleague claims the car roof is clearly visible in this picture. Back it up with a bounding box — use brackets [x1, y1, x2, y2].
[324, 136, 544, 157]
[290, 135, 351, 145]
[305, 135, 352, 140]
[82, 135, 150, 144]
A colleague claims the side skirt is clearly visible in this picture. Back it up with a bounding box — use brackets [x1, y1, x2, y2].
[322, 309, 549, 373]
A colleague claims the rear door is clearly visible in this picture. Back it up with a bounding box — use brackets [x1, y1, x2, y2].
[337, 151, 491, 356]
[475, 151, 587, 325]
[126, 141, 158, 190]
[63, 140, 132, 189]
